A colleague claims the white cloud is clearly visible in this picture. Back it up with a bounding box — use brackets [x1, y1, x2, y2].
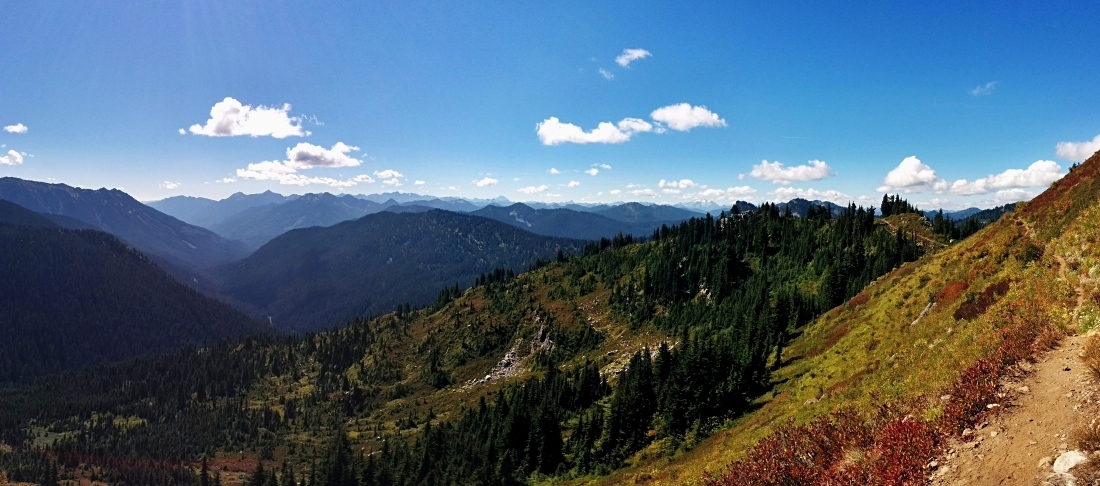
[993, 188, 1034, 204]
[616, 48, 651, 68]
[3, 123, 28, 134]
[234, 142, 376, 188]
[631, 188, 658, 198]
[1056, 133, 1100, 162]
[610, 189, 622, 195]
[160, 181, 182, 190]
[518, 185, 549, 194]
[216, 177, 237, 183]
[659, 179, 699, 190]
[944, 160, 1063, 195]
[650, 103, 726, 131]
[878, 156, 1061, 196]
[970, 81, 997, 96]
[536, 116, 653, 145]
[382, 178, 402, 187]
[585, 168, 599, 176]
[548, 167, 561, 174]
[748, 159, 835, 184]
[188, 97, 309, 138]
[178, 128, 186, 135]
[599, 68, 615, 80]
[373, 169, 404, 179]
[0, 149, 24, 165]
[691, 186, 758, 202]
[287, 142, 361, 169]
[474, 177, 498, 187]
[662, 188, 680, 195]
[567, 180, 580, 188]
[414, 180, 425, 185]
[877, 156, 946, 193]
[771, 187, 853, 205]
[597, 163, 612, 170]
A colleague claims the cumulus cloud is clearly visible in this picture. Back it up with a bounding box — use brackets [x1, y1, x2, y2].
[748, 159, 835, 184]
[877, 156, 946, 193]
[631, 188, 658, 198]
[658, 179, 699, 189]
[650, 103, 726, 132]
[610, 189, 622, 195]
[536, 116, 653, 145]
[585, 168, 599, 176]
[994, 188, 1034, 204]
[548, 167, 561, 174]
[536, 104, 724, 145]
[518, 185, 549, 194]
[599, 68, 615, 80]
[691, 186, 758, 202]
[1056, 133, 1100, 162]
[234, 142, 377, 188]
[3, 123, 27, 134]
[597, 163, 612, 170]
[970, 81, 997, 96]
[188, 97, 309, 138]
[285, 142, 361, 169]
[160, 181, 182, 190]
[878, 156, 1064, 195]
[374, 169, 404, 179]
[771, 187, 853, 205]
[414, 180, 425, 185]
[0, 149, 24, 165]
[474, 177, 498, 187]
[616, 48, 652, 68]
[215, 177, 237, 183]
[945, 160, 1063, 195]
[567, 180, 580, 188]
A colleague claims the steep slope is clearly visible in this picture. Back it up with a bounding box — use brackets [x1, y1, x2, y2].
[0, 199, 58, 228]
[0, 201, 926, 485]
[637, 155, 1100, 485]
[0, 177, 249, 269]
[472, 202, 666, 240]
[0, 201, 264, 382]
[148, 190, 294, 228]
[209, 193, 385, 249]
[217, 209, 583, 332]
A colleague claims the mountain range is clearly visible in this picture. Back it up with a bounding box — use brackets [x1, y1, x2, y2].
[0, 147, 1075, 485]
[0, 177, 249, 271]
[0, 199, 264, 382]
[215, 209, 584, 332]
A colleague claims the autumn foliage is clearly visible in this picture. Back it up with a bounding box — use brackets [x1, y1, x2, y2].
[706, 293, 1054, 486]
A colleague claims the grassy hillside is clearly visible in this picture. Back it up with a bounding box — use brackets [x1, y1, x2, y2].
[596, 155, 1100, 485]
[0, 202, 931, 485]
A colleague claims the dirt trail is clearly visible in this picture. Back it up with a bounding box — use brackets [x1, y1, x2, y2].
[929, 331, 1099, 485]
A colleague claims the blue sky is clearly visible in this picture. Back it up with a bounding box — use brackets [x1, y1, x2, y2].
[1, 1, 1098, 209]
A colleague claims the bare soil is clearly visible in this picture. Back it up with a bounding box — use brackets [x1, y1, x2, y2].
[930, 331, 1100, 485]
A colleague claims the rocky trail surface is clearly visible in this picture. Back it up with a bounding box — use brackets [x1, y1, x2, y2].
[930, 330, 1100, 485]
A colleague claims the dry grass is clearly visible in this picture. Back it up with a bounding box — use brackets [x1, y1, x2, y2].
[1085, 333, 1100, 381]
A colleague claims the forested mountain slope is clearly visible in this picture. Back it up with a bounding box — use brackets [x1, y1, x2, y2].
[0, 200, 265, 383]
[0, 198, 930, 485]
[0, 177, 249, 270]
[650, 157, 1100, 485]
[216, 209, 583, 332]
[209, 193, 386, 249]
[471, 202, 671, 240]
